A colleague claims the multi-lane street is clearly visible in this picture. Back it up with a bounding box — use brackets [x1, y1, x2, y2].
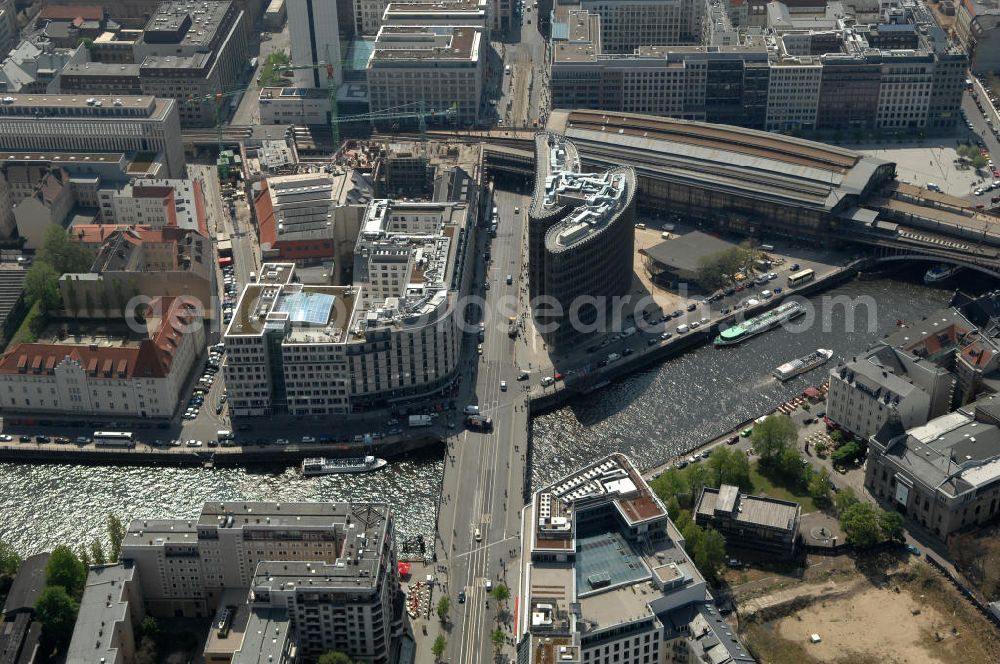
[435, 188, 531, 663]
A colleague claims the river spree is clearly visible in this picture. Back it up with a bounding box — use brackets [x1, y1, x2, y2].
[0, 277, 956, 554]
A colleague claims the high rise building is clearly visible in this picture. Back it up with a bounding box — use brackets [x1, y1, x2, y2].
[528, 133, 636, 350]
[287, 0, 343, 88]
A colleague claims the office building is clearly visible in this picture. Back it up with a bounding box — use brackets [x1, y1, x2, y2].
[548, 0, 967, 132]
[695, 484, 801, 556]
[119, 501, 401, 663]
[866, 395, 1000, 539]
[528, 132, 636, 350]
[253, 170, 372, 264]
[134, 0, 249, 127]
[382, 0, 488, 29]
[955, 0, 1000, 73]
[367, 25, 482, 125]
[287, 0, 342, 88]
[0, 296, 204, 419]
[225, 200, 473, 417]
[0, 94, 185, 179]
[517, 453, 755, 664]
[66, 563, 144, 664]
[258, 86, 331, 125]
[0, 0, 16, 62]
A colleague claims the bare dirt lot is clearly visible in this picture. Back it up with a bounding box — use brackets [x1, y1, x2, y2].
[739, 559, 1000, 664]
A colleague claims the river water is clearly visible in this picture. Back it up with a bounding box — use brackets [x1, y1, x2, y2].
[0, 276, 959, 555]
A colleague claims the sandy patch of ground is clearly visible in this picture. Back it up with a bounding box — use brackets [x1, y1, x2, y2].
[774, 583, 950, 663]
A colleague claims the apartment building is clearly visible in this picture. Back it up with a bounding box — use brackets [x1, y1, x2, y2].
[61, 225, 214, 319]
[97, 177, 208, 233]
[0, 39, 88, 94]
[66, 563, 145, 664]
[0, 94, 185, 178]
[955, 0, 1000, 73]
[225, 199, 473, 417]
[0, 151, 163, 239]
[866, 395, 1000, 539]
[367, 25, 483, 125]
[287, 0, 342, 88]
[0, 296, 203, 419]
[119, 501, 401, 664]
[134, 0, 249, 127]
[528, 133, 636, 351]
[517, 453, 755, 664]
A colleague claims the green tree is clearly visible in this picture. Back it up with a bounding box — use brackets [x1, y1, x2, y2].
[107, 514, 127, 562]
[833, 486, 859, 514]
[491, 628, 506, 652]
[436, 596, 450, 622]
[24, 261, 61, 311]
[751, 415, 798, 464]
[139, 616, 160, 640]
[432, 635, 447, 661]
[89, 539, 107, 566]
[665, 495, 681, 521]
[972, 154, 989, 170]
[491, 583, 510, 604]
[707, 447, 751, 490]
[831, 441, 862, 466]
[878, 510, 905, 543]
[808, 468, 833, 509]
[692, 527, 727, 581]
[317, 652, 356, 664]
[839, 502, 883, 549]
[37, 225, 92, 274]
[77, 544, 91, 570]
[683, 462, 714, 506]
[651, 469, 691, 508]
[46, 545, 86, 599]
[0, 540, 22, 577]
[36, 585, 80, 649]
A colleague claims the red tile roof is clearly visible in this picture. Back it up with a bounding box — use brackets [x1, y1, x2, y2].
[255, 180, 277, 246]
[0, 297, 197, 380]
[37, 5, 103, 22]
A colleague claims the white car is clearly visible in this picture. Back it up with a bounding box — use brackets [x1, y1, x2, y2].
[301, 436, 316, 443]
[0, 434, 11, 442]
[500, 380, 507, 391]
[185, 439, 203, 447]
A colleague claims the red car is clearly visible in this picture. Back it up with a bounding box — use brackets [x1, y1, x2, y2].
[553, 372, 565, 382]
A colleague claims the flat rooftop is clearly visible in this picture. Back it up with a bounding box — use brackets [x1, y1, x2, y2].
[370, 25, 481, 63]
[143, 0, 234, 48]
[696, 485, 801, 532]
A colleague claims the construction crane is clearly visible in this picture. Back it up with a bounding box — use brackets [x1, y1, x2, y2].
[183, 88, 248, 154]
[337, 102, 458, 165]
[277, 45, 346, 153]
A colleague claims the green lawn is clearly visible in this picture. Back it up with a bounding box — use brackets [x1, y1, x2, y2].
[750, 461, 818, 513]
[6, 300, 44, 349]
